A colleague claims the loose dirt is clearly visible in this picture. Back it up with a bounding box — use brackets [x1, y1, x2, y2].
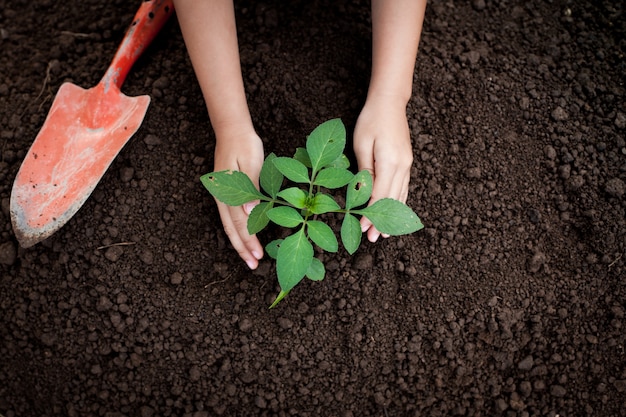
[1, 0, 625, 416]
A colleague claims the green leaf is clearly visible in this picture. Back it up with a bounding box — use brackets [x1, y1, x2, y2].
[265, 239, 283, 260]
[341, 213, 362, 255]
[313, 167, 355, 189]
[306, 258, 325, 281]
[353, 198, 424, 235]
[269, 289, 289, 308]
[200, 170, 265, 206]
[329, 154, 350, 169]
[307, 220, 338, 252]
[293, 147, 312, 168]
[345, 170, 373, 210]
[276, 228, 313, 293]
[273, 157, 310, 184]
[260, 153, 283, 198]
[306, 119, 346, 173]
[309, 193, 341, 214]
[277, 187, 308, 209]
[247, 202, 273, 235]
[267, 206, 304, 228]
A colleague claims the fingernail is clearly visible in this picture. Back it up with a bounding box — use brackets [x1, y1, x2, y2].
[252, 250, 263, 260]
[361, 223, 369, 233]
[382, 233, 390, 239]
[243, 202, 257, 215]
[245, 259, 257, 270]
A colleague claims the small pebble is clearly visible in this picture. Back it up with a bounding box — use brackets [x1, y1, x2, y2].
[0, 241, 17, 265]
[518, 355, 534, 371]
[605, 178, 625, 198]
[277, 317, 293, 330]
[96, 296, 113, 312]
[353, 253, 373, 270]
[153, 76, 170, 90]
[550, 385, 567, 397]
[495, 398, 508, 412]
[487, 296, 499, 307]
[170, 272, 183, 285]
[466, 167, 482, 179]
[239, 318, 253, 332]
[509, 392, 525, 411]
[558, 164, 571, 180]
[544, 145, 557, 159]
[567, 175, 585, 191]
[119, 167, 134, 182]
[551, 106, 569, 121]
[143, 134, 162, 146]
[472, 0, 486, 11]
[614, 380, 626, 393]
[527, 252, 546, 273]
[254, 396, 267, 409]
[519, 380, 532, 396]
[189, 365, 201, 381]
[104, 246, 123, 262]
[140, 250, 154, 265]
[615, 112, 626, 129]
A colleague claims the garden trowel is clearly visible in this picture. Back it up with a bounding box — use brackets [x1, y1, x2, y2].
[10, 0, 174, 248]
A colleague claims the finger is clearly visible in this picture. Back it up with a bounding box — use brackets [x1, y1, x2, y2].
[367, 226, 382, 243]
[231, 206, 263, 259]
[217, 203, 262, 269]
[230, 207, 263, 264]
[365, 166, 411, 242]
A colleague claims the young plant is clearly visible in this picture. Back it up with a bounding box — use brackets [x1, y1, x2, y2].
[201, 119, 423, 307]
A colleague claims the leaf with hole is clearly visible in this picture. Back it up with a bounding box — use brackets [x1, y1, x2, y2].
[200, 170, 265, 206]
[265, 239, 283, 260]
[345, 170, 373, 210]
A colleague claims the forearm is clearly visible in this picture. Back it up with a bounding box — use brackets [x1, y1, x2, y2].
[369, 0, 427, 105]
[174, 0, 253, 138]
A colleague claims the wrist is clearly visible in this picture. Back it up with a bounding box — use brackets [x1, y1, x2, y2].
[212, 118, 257, 143]
[364, 90, 411, 110]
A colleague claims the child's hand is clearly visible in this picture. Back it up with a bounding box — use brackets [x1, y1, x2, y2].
[353, 95, 414, 243]
[213, 131, 265, 269]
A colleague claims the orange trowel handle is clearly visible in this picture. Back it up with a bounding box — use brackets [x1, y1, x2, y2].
[101, 0, 174, 90]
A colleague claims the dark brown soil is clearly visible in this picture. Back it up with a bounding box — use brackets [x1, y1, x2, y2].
[1, 0, 626, 416]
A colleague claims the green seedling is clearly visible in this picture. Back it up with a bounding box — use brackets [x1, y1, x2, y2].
[201, 119, 424, 307]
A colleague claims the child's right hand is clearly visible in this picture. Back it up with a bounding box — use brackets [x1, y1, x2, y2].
[213, 130, 265, 270]
[353, 94, 414, 243]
